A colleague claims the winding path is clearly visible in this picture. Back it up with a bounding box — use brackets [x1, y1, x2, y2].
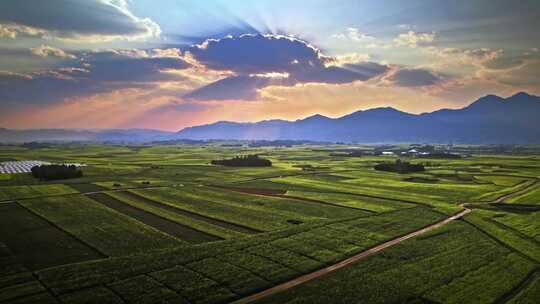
[233, 208, 471, 304]
[233, 177, 540, 304]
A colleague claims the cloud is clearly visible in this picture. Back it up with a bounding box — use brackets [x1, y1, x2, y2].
[188, 34, 330, 74]
[427, 47, 501, 67]
[331, 53, 371, 66]
[185, 76, 273, 101]
[0, 49, 189, 104]
[293, 62, 388, 84]
[184, 34, 389, 100]
[79, 50, 189, 82]
[422, 46, 539, 92]
[387, 68, 442, 87]
[0, 69, 119, 105]
[339, 62, 389, 79]
[332, 27, 375, 42]
[0, 23, 46, 39]
[0, 0, 160, 42]
[394, 31, 436, 48]
[0, 24, 18, 38]
[30, 45, 76, 59]
[481, 50, 540, 71]
[481, 58, 540, 87]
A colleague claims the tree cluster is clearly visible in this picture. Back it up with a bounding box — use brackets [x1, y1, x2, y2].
[31, 164, 83, 180]
[211, 155, 272, 167]
[374, 159, 425, 174]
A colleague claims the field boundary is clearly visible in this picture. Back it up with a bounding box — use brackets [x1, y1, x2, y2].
[122, 190, 263, 234]
[463, 177, 540, 262]
[486, 217, 540, 247]
[87, 192, 223, 244]
[213, 185, 377, 213]
[15, 202, 108, 260]
[232, 208, 471, 304]
[279, 193, 377, 213]
[495, 267, 540, 304]
[462, 219, 539, 264]
[0, 184, 172, 204]
[473, 178, 539, 204]
[0, 202, 109, 277]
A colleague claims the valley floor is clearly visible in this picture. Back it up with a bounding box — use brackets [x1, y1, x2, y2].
[0, 144, 539, 303]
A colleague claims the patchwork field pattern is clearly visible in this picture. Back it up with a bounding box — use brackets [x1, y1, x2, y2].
[0, 144, 538, 303]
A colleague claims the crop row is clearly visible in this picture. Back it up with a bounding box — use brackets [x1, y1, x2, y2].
[257, 220, 536, 304]
[20, 195, 182, 257]
[10, 207, 443, 303]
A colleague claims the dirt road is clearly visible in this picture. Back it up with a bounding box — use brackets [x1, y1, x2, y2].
[233, 178, 540, 304]
[233, 208, 471, 304]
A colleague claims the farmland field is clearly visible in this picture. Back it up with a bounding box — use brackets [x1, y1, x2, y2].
[0, 143, 539, 303]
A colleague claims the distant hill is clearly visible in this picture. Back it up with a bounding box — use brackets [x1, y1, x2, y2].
[2, 93, 539, 144]
[177, 92, 540, 144]
[0, 128, 175, 143]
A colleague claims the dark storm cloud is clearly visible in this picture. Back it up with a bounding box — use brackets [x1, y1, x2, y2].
[81, 51, 189, 82]
[0, 0, 158, 39]
[388, 68, 442, 87]
[189, 34, 328, 74]
[293, 62, 389, 84]
[483, 51, 540, 70]
[0, 69, 142, 105]
[185, 34, 389, 100]
[184, 75, 294, 101]
[0, 50, 189, 104]
[341, 62, 389, 78]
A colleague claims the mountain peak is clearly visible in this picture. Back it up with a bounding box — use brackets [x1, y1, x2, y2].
[465, 94, 504, 110]
[364, 106, 402, 113]
[301, 114, 330, 121]
[510, 92, 532, 99]
[176, 92, 539, 143]
[343, 106, 408, 119]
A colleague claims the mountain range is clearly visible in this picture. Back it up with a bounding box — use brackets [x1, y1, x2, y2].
[0, 128, 175, 143]
[176, 92, 540, 144]
[1, 92, 539, 144]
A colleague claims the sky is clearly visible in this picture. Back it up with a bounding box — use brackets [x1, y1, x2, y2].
[0, 0, 539, 131]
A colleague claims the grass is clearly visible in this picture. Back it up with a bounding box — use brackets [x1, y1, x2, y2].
[266, 174, 470, 213]
[0, 184, 78, 201]
[474, 175, 527, 187]
[131, 186, 367, 232]
[492, 212, 540, 242]
[507, 271, 540, 304]
[0, 280, 47, 302]
[126, 189, 263, 234]
[0, 203, 103, 270]
[29, 207, 443, 302]
[19, 195, 182, 256]
[106, 190, 242, 240]
[464, 209, 540, 262]
[108, 275, 188, 304]
[150, 265, 235, 303]
[507, 184, 540, 205]
[426, 253, 534, 303]
[473, 179, 537, 202]
[0, 144, 539, 303]
[286, 190, 415, 212]
[88, 193, 220, 244]
[257, 221, 535, 304]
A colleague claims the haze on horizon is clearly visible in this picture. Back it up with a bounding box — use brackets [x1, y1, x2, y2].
[0, 0, 539, 131]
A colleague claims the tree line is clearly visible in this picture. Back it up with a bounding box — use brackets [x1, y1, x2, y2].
[31, 164, 83, 180]
[374, 159, 425, 173]
[211, 155, 272, 167]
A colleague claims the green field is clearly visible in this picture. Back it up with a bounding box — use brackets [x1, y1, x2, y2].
[0, 143, 539, 303]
